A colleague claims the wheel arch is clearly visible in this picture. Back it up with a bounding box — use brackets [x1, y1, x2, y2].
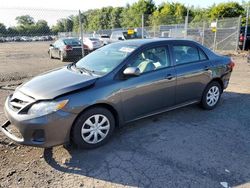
[209, 77, 224, 91]
[200, 77, 224, 102]
[70, 103, 120, 134]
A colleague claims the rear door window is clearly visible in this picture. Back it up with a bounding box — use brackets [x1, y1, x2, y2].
[173, 45, 205, 65]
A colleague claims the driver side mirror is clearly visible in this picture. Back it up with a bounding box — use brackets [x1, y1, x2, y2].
[118, 37, 124, 41]
[123, 67, 140, 77]
[50, 44, 54, 47]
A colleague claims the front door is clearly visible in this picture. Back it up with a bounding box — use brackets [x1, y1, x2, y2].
[120, 45, 176, 121]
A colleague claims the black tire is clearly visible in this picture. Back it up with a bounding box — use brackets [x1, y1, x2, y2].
[201, 81, 222, 110]
[49, 50, 54, 59]
[72, 107, 115, 149]
[60, 52, 65, 62]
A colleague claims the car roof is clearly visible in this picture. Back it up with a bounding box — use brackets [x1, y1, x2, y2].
[116, 38, 198, 47]
[60, 37, 79, 41]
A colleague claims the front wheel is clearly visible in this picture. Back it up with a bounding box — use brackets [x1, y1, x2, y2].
[72, 107, 115, 149]
[201, 81, 222, 110]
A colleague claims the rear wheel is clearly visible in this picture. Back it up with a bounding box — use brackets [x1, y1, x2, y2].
[72, 107, 115, 149]
[60, 52, 65, 62]
[201, 81, 222, 110]
[49, 50, 54, 59]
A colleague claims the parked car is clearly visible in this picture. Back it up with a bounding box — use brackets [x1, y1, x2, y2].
[0, 37, 5, 43]
[239, 26, 250, 50]
[1, 39, 234, 149]
[48, 37, 86, 61]
[83, 37, 103, 51]
[98, 34, 111, 45]
[110, 29, 148, 43]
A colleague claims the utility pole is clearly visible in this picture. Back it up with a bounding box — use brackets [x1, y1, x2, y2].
[243, 6, 249, 51]
[236, 16, 242, 51]
[142, 14, 144, 39]
[184, 7, 190, 38]
[202, 21, 205, 45]
[79, 10, 84, 58]
[213, 19, 218, 51]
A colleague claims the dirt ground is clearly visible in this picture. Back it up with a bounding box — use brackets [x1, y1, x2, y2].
[0, 42, 250, 188]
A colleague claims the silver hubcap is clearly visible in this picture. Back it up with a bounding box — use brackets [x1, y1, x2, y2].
[206, 86, 220, 106]
[81, 114, 110, 144]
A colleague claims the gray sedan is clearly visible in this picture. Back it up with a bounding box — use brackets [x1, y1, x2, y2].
[1, 39, 234, 149]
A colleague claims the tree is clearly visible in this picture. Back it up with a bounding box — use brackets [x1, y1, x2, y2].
[121, 0, 156, 28]
[16, 15, 35, 26]
[36, 20, 50, 34]
[150, 2, 188, 25]
[110, 7, 124, 28]
[63, 17, 74, 32]
[191, 8, 209, 23]
[0, 23, 7, 36]
[51, 19, 65, 33]
[7, 27, 19, 36]
[208, 2, 244, 20]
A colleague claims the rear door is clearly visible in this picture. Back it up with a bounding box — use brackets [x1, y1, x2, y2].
[120, 45, 176, 121]
[171, 43, 212, 104]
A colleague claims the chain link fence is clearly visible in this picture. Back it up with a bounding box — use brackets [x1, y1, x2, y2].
[0, 8, 242, 52]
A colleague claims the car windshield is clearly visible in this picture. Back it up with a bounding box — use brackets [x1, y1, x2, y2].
[63, 38, 81, 46]
[75, 43, 138, 75]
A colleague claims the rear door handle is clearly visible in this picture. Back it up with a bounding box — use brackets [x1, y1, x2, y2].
[165, 74, 173, 80]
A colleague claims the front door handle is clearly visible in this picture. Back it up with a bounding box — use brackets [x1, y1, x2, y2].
[165, 74, 173, 80]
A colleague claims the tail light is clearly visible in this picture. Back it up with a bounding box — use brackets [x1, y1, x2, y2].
[83, 44, 89, 50]
[240, 34, 245, 42]
[228, 59, 235, 70]
[64, 45, 73, 51]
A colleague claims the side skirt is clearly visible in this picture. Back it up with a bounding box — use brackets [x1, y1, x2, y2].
[125, 100, 200, 124]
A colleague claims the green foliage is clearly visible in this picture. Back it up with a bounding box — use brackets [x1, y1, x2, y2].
[150, 2, 188, 25]
[0, 1, 247, 36]
[16, 15, 35, 26]
[208, 2, 244, 20]
[110, 7, 123, 28]
[0, 23, 7, 36]
[121, 0, 156, 28]
[190, 8, 209, 23]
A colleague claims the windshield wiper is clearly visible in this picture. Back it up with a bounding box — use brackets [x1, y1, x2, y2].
[79, 67, 94, 76]
[72, 64, 94, 76]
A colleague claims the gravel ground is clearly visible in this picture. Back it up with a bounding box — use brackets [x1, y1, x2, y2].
[0, 42, 250, 188]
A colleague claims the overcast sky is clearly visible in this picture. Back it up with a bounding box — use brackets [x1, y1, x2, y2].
[0, 0, 243, 27]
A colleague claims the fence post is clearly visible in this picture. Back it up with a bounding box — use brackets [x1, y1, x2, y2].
[184, 16, 188, 38]
[202, 21, 205, 45]
[79, 10, 84, 58]
[236, 16, 242, 51]
[243, 6, 249, 51]
[153, 24, 156, 37]
[142, 14, 144, 39]
[184, 7, 190, 38]
[213, 19, 218, 51]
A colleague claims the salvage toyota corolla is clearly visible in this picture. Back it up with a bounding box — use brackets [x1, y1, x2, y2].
[1, 39, 234, 149]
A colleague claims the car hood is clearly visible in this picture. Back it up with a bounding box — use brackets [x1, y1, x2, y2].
[18, 67, 98, 100]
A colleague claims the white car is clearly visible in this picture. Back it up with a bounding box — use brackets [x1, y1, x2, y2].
[83, 37, 103, 51]
[98, 35, 111, 45]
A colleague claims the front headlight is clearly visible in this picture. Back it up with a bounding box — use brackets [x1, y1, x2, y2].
[28, 100, 68, 117]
